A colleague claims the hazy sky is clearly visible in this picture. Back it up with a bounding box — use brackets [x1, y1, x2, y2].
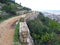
[15, 0, 60, 11]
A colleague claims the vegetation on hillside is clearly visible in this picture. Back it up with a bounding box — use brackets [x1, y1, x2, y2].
[27, 12, 60, 45]
[0, 0, 11, 3]
[1, 2, 31, 15]
[0, 0, 31, 22]
[1, 3, 17, 15]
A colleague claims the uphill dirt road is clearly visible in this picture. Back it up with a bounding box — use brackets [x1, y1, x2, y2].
[0, 15, 26, 45]
[0, 11, 38, 45]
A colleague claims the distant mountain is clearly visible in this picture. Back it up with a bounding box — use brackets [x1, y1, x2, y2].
[42, 10, 60, 23]
[42, 10, 60, 15]
[42, 10, 60, 12]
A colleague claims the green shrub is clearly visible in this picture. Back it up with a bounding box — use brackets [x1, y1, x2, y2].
[14, 23, 19, 45]
[2, 3, 17, 15]
[13, 22, 19, 45]
[14, 22, 19, 42]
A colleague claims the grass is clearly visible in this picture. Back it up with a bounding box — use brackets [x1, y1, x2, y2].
[13, 19, 24, 45]
[14, 21, 19, 45]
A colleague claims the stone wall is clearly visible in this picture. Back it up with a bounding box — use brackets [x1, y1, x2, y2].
[19, 22, 34, 45]
[19, 11, 39, 45]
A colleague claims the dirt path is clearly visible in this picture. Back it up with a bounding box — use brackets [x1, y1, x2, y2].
[0, 15, 26, 45]
[0, 11, 38, 45]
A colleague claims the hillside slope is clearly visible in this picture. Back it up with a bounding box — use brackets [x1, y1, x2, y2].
[0, 1, 31, 22]
[27, 12, 60, 45]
